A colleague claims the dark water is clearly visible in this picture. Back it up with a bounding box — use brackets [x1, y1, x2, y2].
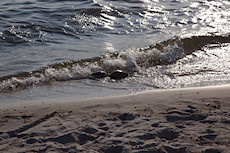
[0, 0, 230, 106]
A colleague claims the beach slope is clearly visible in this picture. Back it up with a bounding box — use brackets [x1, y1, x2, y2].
[0, 85, 230, 153]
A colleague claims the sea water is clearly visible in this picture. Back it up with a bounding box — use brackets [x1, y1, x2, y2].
[0, 0, 230, 107]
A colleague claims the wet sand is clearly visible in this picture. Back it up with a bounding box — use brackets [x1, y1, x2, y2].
[0, 85, 230, 153]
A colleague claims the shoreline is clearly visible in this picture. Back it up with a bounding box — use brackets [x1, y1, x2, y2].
[1, 84, 230, 152]
[1, 83, 230, 109]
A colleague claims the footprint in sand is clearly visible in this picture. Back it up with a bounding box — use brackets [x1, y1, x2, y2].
[157, 127, 180, 140]
[165, 106, 207, 122]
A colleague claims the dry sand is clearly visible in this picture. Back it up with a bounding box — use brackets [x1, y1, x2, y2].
[0, 85, 230, 153]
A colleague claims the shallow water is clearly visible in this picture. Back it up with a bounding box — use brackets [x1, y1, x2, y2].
[0, 0, 230, 106]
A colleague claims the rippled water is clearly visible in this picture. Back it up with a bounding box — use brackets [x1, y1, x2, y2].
[0, 0, 230, 106]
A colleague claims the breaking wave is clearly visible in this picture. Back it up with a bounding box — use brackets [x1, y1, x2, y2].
[0, 35, 230, 92]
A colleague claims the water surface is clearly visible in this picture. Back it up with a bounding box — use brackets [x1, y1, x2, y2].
[0, 0, 230, 106]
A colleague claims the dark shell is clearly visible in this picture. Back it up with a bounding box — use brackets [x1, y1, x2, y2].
[109, 70, 128, 80]
[90, 71, 107, 79]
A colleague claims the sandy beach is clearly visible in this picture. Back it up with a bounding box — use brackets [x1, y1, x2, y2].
[0, 85, 230, 153]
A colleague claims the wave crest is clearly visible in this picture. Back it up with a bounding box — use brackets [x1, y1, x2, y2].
[1, 35, 230, 92]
